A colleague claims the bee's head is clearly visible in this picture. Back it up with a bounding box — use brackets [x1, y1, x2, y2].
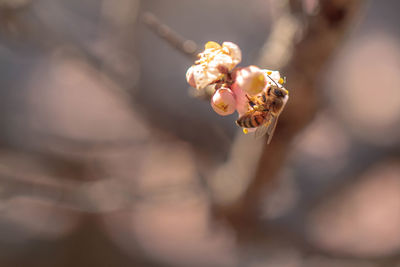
[272, 86, 289, 98]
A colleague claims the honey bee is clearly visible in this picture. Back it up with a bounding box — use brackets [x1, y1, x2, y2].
[235, 76, 289, 144]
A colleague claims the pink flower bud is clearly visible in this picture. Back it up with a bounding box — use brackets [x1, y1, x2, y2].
[235, 65, 266, 96]
[211, 88, 236, 116]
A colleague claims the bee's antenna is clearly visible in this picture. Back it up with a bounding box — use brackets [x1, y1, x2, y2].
[266, 74, 280, 87]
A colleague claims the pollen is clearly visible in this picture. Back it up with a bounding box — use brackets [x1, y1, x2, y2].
[205, 41, 221, 50]
[283, 88, 289, 95]
[278, 77, 284, 84]
[215, 102, 228, 112]
[243, 128, 249, 134]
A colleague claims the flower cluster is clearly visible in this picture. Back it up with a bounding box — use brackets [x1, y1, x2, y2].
[186, 41, 284, 130]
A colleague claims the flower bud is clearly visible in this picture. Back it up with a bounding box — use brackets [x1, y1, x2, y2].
[235, 65, 266, 96]
[211, 88, 236, 116]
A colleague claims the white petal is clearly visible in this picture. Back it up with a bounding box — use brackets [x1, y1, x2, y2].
[263, 69, 281, 85]
[208, 53, 233, 73]
[192, 65, 210, 89]
[222, 42, 242, 66]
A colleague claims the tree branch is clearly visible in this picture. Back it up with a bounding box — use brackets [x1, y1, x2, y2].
[212, 0, 364, 236]
[141, 11, 199, 60]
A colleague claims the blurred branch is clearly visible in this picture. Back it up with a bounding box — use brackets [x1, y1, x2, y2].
[0, 147, 204, 212]
[0, 1, 139, 99]
[0, 166, 203, 212]
[141, 11, 199, 60]
[213, 0, 364, 235]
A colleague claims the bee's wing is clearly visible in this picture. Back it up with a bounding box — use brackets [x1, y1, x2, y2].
[266, 115, 279, 144]
[254, 112, 273, 139]
[254, 122, 270, 139]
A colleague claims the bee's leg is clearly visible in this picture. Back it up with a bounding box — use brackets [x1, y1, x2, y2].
[246, 95, 256, 109]
[262, 93, 267, 103]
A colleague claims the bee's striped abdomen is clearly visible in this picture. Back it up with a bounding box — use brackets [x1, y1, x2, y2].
[236, 112, 266, 128]
[235, 116, 247, 127]
[253, 114, 264, 126]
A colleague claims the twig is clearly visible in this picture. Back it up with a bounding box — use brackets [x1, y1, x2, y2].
[141, 11, 199, 60]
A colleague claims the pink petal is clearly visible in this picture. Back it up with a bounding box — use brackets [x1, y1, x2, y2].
[231, 82, 249, 117]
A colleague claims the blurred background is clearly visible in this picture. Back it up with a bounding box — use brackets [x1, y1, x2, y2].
[0, 0, 399, 266]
